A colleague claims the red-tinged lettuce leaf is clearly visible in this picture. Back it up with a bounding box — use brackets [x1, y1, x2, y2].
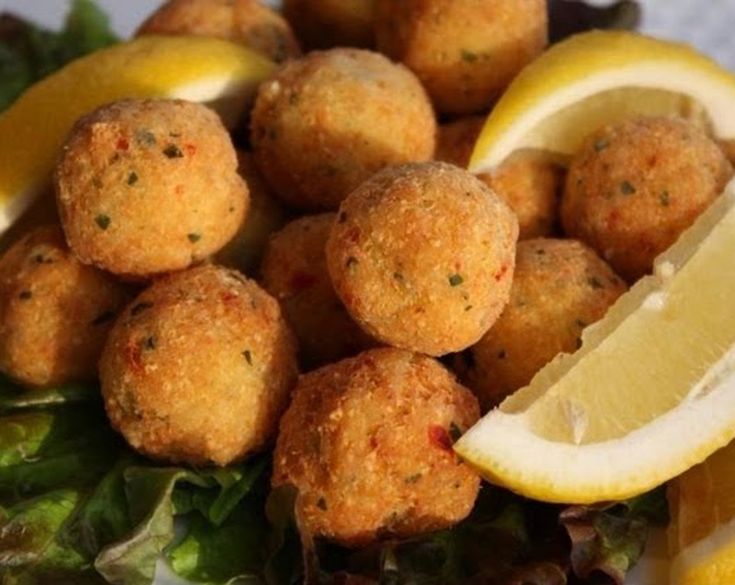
[264, 485, 573, 585]
[549, 1, 641, 43]
[560, 487, 668, 585]
[0, 488, 105, 584]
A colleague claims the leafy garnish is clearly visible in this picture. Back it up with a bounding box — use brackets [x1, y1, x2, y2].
[0, 0, 118, 111]
[264, 484, 667, 585]
[0, 377, 272, 585]
[0, 375, 100, 413]
[561, 487, 669, 585]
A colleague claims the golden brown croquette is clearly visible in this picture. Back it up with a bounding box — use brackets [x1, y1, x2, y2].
[283, 0, 376, 50]
[250, 48, 436, 210]
[137, 0, 301, 63]
[273, 347, 480, 547]
[326, 162, 518, 356]
[0, 225, 130, 388]
[375, 0, 548, 115]
[215, 152, 286, 275]
[458, 238, 627, 410]
[562, 117, 732, 281]
[100, 265, 298, 466]
[56, 99, 248, 279]
[261, 213, 374, 368]
[479, 153, 562, 240]
[434, 120, 561, 239]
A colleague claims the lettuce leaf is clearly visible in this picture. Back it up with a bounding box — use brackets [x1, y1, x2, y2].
[561, 487, 669, 585]
[0, 0, 118, 111]
[263, 484, 668, 585]
[0, 378, 272, 585]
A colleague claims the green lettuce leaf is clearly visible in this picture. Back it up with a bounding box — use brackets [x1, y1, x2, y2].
[0, 0, 118, 111]
[560, 487, 669, 585]
[0, 376, 100, 413]
[0, 488, 105, 584]
[265, 484, 668, 585]
[95, 459, 271, 585]
[0, 375, 272, 585]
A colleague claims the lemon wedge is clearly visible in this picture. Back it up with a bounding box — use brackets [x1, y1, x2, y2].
[0, 35, 275, 234]
[469, 30, 735, 172]
[454, 178, 735, 504]
[669, 440, 735, 584]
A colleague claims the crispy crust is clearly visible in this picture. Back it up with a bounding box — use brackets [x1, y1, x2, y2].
[100, 265, 298, 466]
[0, 225, 130, 388]
[458, 238, 626, 409]
[273, 347, 480, 547]
[562, 116, 733, 281]
[251, 48, 436, 210]
[326, 162, 518, 356]
[56, 99, 248, 278]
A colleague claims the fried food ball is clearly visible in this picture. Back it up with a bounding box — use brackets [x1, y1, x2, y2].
[283, 0, 375, 50]
[562, 117, 733, 281]
[434, 120, 561, 239]
[327, 162, 518, 356]
[215, 152, 285, 275]
[100, 265, 298, 466]
[375, 0, 548, 115]
[261, 213, 373, 368]
[479, 153, 562, 240]
[458, 239, 626, 409]
[136, 0, 300, 63]
[434, 116, 484, 168]
[273, 347, 480, 547]
[56, 99, 248, 279]
[0, 226, 129, 388]
[251, 48, 436, 210]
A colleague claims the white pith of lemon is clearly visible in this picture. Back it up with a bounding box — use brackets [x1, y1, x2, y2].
[454, 179, 735, 504]
[469, 31, 735, 172]
[0, 35, 275, 235]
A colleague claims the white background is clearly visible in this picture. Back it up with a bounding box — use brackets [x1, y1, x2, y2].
[3, 0, 735, 71]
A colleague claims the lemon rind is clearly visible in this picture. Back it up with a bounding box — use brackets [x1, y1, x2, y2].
[0, 35, 275, 234]
[454, 184, 735, 504]
[470, 31, 735, 172]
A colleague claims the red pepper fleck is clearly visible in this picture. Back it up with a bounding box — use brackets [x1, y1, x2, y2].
[116, 138, 129, 151]
[125, 341, 144, 374]
[289, 271, 317, 293]
[606, 210, 620, 229]
[345, 227, 361, 244]
[428, 425, 453, 452]
[184, 143, 197, 156]
[220, 291, 238, 303]
[494, 263, 510, 282]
